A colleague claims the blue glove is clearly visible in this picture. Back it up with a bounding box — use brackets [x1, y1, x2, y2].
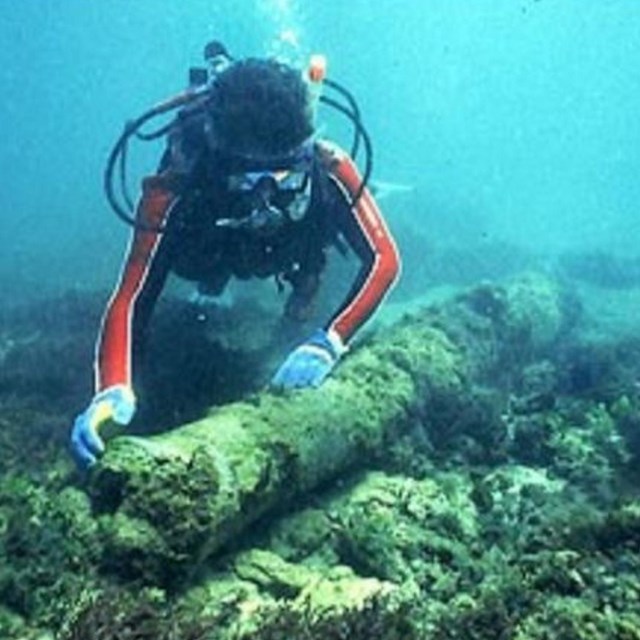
[272, 329, 346, 389]
[70, 385, 136, 469]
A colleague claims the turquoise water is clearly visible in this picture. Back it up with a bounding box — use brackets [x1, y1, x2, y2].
[0, 0, 639, 298]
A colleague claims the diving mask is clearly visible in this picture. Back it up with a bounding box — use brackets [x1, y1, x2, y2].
[217, 166, 312, 234]
[227, 168, 309, 193]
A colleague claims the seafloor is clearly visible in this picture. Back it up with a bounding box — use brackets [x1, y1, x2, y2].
[1, 250, 640, 639]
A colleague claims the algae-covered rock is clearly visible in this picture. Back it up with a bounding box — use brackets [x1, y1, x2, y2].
[57, 586, 170, 640]
[225, 574, 411, 640]
[326, 471, 478, 589]
[225, 550, 404, 640]
[478, 464, 566, 529]
[549, 401, 631, 500]
[60, 548, 408, 640]
[575, 500, 640, 553]
[504, 271, 565, 350]
[514, 596, 640, 640]
[233, 549, 320, 598]
[0, 475, 103, 631]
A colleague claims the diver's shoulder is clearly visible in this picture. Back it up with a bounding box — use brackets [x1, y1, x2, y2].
[315, 139, 351, 167]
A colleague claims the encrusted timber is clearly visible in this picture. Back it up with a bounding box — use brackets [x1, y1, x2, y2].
[89, 273, 566, 586]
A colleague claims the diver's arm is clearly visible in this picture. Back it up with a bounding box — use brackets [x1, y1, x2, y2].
[94, 175, 179, 392]
[322, 144, 401, 345]
[271, 146, 399, 390]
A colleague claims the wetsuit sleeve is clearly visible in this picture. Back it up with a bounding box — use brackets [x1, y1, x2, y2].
[94, 175, 179, 392]
[320, 143, 401, 344]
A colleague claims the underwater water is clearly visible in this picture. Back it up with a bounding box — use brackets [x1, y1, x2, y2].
[1, 2, 640, 639]
[0, 0, 639, 300]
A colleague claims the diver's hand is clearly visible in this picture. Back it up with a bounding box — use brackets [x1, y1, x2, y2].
[272, 329, 346, 389]
[70, 385, 136, 469]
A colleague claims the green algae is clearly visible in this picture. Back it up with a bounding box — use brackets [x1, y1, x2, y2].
[2, 275, 640, 638]
[84, 275, 564, 587]
[0, 476, 103, 632]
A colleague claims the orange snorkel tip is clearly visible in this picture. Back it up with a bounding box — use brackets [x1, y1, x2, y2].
[308, 53, 327, 84]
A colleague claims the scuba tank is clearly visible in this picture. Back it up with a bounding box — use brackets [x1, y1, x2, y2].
[189, 40, 232, 87]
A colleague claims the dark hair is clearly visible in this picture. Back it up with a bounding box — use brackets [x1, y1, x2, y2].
[207, 58, 314, 159]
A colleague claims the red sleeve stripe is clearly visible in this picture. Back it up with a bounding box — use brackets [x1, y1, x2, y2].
[94, 189, 179, 391]
[327, 156, 400, 342]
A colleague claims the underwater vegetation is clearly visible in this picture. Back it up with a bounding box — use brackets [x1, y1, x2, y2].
[0, 273, 640, 638]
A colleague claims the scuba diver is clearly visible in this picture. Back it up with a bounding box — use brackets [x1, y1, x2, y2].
[70, 43, 401, 469]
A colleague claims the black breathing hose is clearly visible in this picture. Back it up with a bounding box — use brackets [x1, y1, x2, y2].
[104, 77, 372, 231]
[319, 94, 373, 207]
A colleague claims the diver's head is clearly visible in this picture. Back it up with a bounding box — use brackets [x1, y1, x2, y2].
[207, 57, 315, 161]
[208, 58, 315, 235]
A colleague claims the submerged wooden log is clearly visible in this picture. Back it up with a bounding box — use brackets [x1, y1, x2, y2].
[89, 273, 568, 587]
